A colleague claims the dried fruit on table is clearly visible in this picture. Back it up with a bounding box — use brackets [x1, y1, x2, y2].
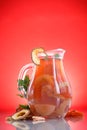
[12, 109, 30, 120]
[65, 110, 84, 121]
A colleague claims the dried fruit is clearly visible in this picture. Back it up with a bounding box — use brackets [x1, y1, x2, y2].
[12, 109, 30, 120]
[6, 116, 13, 121]
[32, 116, 45, 121]
[65, 110, 84, 121]
[31, 48, 45, 65]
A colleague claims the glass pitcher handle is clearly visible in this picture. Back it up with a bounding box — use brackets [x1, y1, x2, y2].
[18, 63, 35, 98]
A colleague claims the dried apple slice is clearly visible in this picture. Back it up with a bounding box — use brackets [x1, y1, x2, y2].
[32, 116, 45, 121]
[31, 47, 45, 65]
[34, 104, 55, 116]
[12, 109, 30, 120]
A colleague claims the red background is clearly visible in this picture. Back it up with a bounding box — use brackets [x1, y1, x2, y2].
[0, 0, 87, 111]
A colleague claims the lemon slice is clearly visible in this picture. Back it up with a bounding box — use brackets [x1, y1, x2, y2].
[31, 48, 45, 65]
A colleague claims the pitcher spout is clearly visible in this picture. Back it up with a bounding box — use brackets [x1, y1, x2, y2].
[46, 48, 66, 59]
[55, 48, 66, 59]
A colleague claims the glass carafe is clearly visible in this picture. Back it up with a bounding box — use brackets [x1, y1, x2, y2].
[18, 49, 72, 118]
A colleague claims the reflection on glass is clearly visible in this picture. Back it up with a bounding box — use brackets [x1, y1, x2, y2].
[7, 118, 71, 130]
